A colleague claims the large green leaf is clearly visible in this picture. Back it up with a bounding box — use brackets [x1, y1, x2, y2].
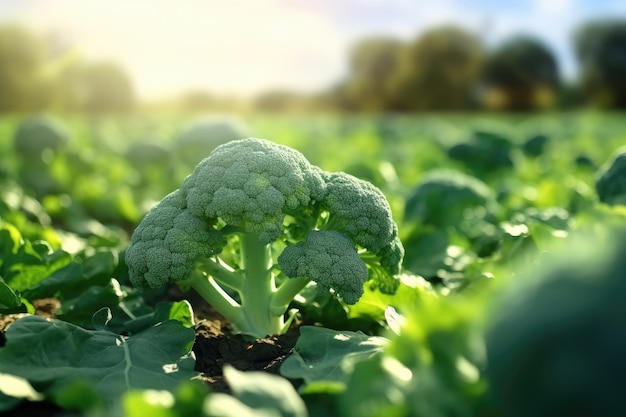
[280, 326, 388, 387]
[0, 315, 198, 407]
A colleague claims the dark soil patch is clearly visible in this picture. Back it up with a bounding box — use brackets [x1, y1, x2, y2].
[176, 287, 301, 393]
[193, 325, 300, 392]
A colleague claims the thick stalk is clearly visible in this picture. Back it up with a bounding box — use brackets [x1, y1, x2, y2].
[237, 232, 284, 337]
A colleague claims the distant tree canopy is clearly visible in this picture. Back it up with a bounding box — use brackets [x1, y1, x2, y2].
[334, 36, 405, 112]
[574, 19, 626, 109]
[334, 27, 484, 112]
[0, 24, 135, 114]
[390, 26, 484, 111]
[481, 35, 560, 111]
[0, 25, 51, 112]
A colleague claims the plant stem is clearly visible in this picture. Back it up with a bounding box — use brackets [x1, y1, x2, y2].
[236, 232, 285, 338]
[188, 270, 244, 326]
[271, 275, 310, 316]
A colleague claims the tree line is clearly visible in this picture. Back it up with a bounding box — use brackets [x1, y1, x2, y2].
[0, 24, 135, 114]
[1, 18, 626, 114]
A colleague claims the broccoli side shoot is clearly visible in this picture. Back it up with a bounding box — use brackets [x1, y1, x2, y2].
[126, 138, 403, 338]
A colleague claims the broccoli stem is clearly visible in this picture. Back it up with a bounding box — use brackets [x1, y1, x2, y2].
[192, 233, 311, 338]
[271, 275, 310, 315]
[187, 270, 244, 326]
[236, 232, 285, 337]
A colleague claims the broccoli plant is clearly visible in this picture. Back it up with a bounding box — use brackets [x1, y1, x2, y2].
[125, 138, 403, 338]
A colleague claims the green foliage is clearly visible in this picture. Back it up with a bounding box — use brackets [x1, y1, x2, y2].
[486, 227, 626, 417]
[447, 130, 515, 176]
[595, 147, 626, 205]
[0, 314, 197, 411]
[0, 112, 625, 416]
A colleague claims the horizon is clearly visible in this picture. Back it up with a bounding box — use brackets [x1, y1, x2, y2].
[1, 0, 625, 101]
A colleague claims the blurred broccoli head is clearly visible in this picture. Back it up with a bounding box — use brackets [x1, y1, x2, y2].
[13, 114, 69, 160]
[595, 147, 626, 205]
[174, 115, 252, 165]
[486, 227, 626, 417]
[404, 169, 498, 228]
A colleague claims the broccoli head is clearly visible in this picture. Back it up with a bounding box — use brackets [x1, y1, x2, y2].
[595, 147, 626, 205]
[126, 138, 403, 338]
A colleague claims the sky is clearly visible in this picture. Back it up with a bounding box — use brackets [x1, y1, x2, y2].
[1, 0, 625, 101]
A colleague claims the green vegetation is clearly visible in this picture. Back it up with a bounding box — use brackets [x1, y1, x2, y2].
[0, 112, 624, 416]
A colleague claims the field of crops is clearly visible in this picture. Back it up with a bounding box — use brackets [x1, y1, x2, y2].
[0, 111, 625, 417]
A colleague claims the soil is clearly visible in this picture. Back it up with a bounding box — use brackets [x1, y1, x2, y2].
[177, 287, 302, 393]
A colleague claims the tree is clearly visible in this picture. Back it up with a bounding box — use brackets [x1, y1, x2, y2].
[481, 35, 560, 111]
[389, 26, 485, 111]
[335, 36, 405, 112]
[574, 19, 626, 109]
[0, 24, 52, 112]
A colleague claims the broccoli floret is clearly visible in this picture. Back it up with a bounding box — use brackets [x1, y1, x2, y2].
[595, 148, 626, 205]
[486, 228, 626, 417]
[278, 230, 368, 304]
[126, 138, 403, 338]
[321, 171, 396, 253]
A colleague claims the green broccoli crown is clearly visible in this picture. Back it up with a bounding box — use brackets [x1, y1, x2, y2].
[595, 148, 626, 206]
[321, 171, 396, 253]
[125, 190, 225, 288]
[180, 138, 327, 245]
[278, 230, 368, 304]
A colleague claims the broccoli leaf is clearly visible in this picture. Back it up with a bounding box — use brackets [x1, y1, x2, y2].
[280, 326, 388, 388]
[0, 315, 198, 408]
[207, 366, 308, 417]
